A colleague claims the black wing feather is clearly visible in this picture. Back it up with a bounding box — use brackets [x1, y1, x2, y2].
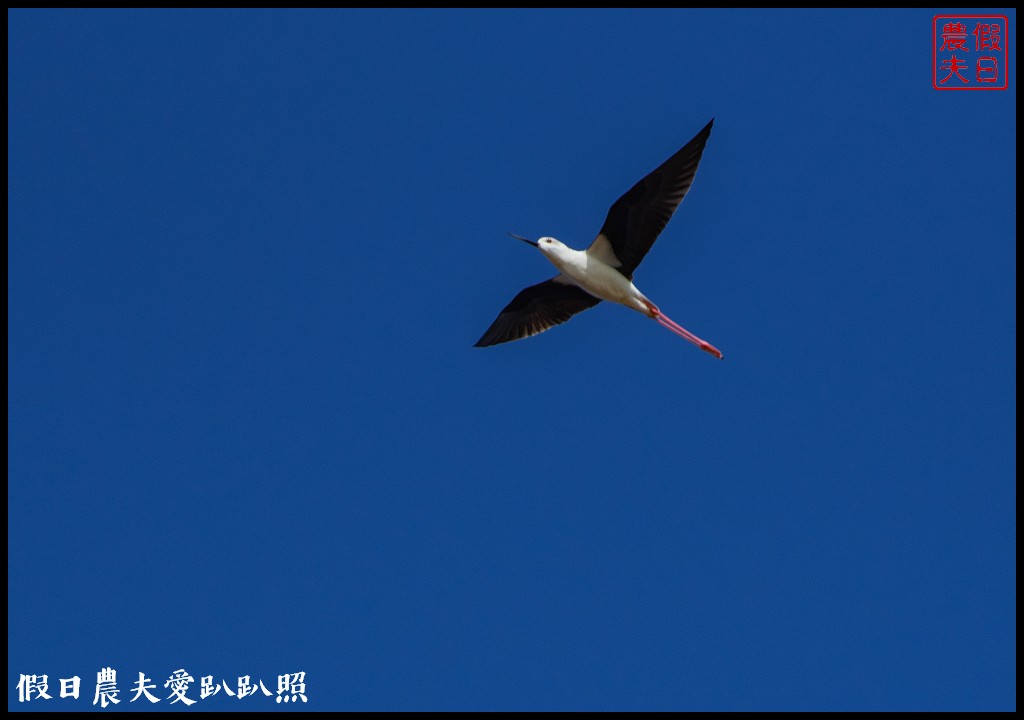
[474, 278, 601, 347]
[595, 118, 714, 278]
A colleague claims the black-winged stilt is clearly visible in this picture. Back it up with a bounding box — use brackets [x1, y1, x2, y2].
[475, 118, 722, 359]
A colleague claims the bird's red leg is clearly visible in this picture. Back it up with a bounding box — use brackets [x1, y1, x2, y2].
[644, 301, 723, 359]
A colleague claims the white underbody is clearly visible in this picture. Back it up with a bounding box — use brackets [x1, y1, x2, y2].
[538, 238, 653, 315]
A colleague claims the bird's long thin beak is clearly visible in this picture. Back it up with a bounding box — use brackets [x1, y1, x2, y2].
[508, 232, 538, 247]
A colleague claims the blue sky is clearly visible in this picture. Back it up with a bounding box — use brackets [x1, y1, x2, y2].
[8, 9, 1016, 711]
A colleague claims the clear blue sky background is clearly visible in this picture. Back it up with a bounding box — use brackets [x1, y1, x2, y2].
[8, 9, 1016, 711]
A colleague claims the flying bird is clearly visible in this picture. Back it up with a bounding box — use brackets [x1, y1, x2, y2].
[475, 118, 722, 359]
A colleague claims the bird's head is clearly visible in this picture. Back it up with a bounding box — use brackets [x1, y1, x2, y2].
[508, 233, 567, 256]
[537, 237, 565, 254]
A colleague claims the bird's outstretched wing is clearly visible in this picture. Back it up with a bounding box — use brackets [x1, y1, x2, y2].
[474, 276, 601, 347]
[589, 118, 714, 279]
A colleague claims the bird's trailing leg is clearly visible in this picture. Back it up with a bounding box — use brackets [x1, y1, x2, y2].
[644, 301, 723, 359]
